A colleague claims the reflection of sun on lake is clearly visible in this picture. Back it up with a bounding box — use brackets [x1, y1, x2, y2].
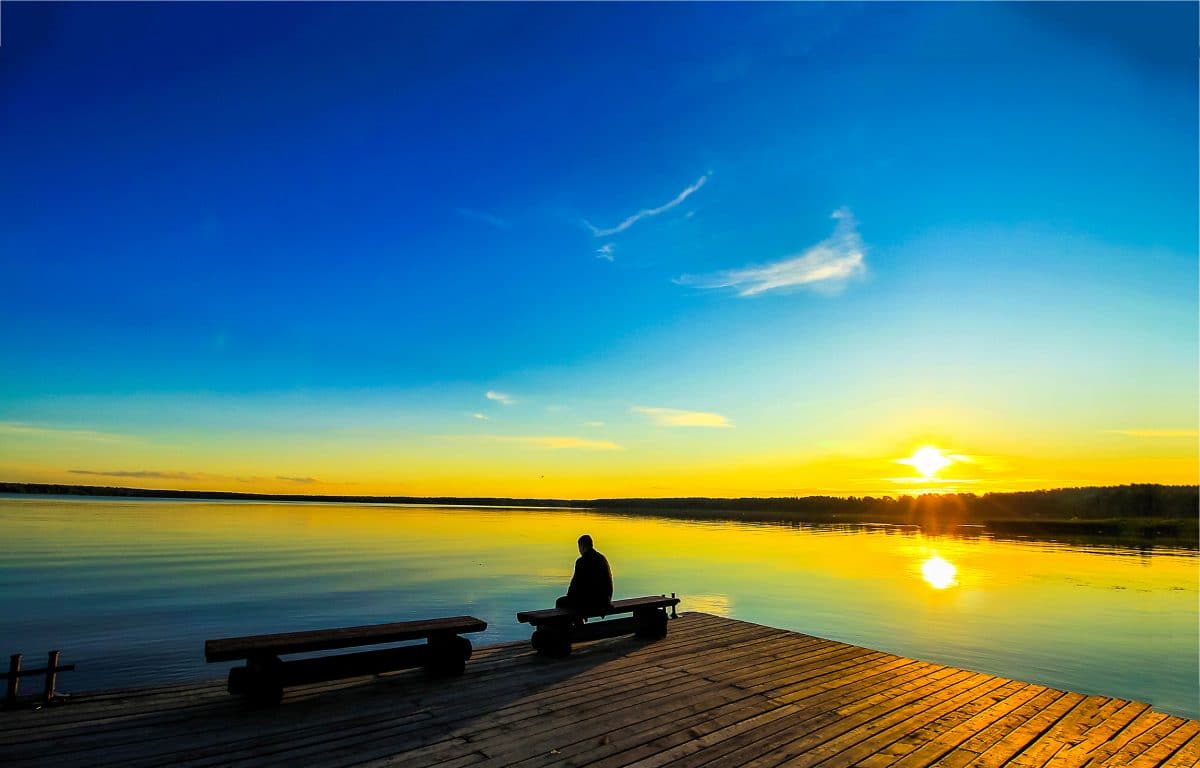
[1, 497, 1197, 718]
[686, 594, 732, 616]
[921, 555, 958, 589]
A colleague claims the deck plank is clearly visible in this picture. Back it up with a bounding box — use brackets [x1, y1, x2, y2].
[669, 666, 971, 767]
[1159, 729, 1200, 768]
[875, 682, 1045, 767]
[1039, 699, 1153, 768]
[1124, 721, 1200, 767]
[743, 671, 1001, 767]
[1, 612, 1194, 768]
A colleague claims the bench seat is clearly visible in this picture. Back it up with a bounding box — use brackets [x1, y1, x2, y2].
[205, 616, 487, 705]
[516, 595, 678, 626]
[205, 616, 486, 661]
[516, 594, 679, 657]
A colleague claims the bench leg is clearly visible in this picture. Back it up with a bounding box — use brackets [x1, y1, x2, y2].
[232, 654, 284, 707]
[425, 634, 471, 677]
[634, 608, 669, 640]
[530, 626, 572, 658]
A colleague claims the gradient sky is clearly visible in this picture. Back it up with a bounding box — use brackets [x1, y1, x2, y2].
[1, 2, 1196, 497]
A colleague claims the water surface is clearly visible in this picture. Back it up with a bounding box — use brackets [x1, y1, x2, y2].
[0, 496, 1195, 718]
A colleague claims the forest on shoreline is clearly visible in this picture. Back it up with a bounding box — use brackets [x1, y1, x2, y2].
[2, 481, 1195, 546]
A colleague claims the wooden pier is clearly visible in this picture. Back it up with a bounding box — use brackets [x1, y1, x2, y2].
[1, 613, 1196, 767]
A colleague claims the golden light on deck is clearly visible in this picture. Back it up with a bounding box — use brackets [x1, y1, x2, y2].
[899, 446, 953, 479]
[920, 555, 958, 589]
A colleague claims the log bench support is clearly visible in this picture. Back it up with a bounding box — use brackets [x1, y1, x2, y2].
[206, 616, 486, 706]
[518, 594, 680, 658]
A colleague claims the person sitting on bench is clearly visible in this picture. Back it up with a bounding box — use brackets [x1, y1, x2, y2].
[555, 534, 613, 616]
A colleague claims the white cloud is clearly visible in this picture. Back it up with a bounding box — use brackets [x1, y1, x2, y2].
[485, 391, 516, 406]
[676, 208, 866, 297]
[0, 421, 127, 443]
[584, 421, 605, 428]
[596, 243, 615, 262]
[502, 435, 621, 450]
[1105, 429, 1199, 438]
[442, 435, 622, 450]
[471, 413, 489, 421]
[632, 406, 732, 428]
[586, 174, 709, 237]
[456, 208, 510, 230]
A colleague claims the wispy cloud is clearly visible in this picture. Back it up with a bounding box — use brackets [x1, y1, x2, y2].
[498, 436, 621, 450]
[441, 435, 622, 450]
[885, 477, 981, 486]
[632, 406, 732, 428]
[1104, 429, 1199, 438]
[584, 421, 605, 428]
[596, 243, 615, 262]
[676, 208, 865, 297]
[70, 469, 200, 480]
[586, 174, 709, 237]
[69, 469, 325, 485]
[471, 412, 490, 421]
[1, 421, 127, 443]
[276, 475, 318, 484]
[456, 208, 510, 230]
[486, 390, 516, 406]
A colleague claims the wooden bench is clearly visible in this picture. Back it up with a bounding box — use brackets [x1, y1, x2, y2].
[516, 594, 680, 658]
[204, 615, 486, 705]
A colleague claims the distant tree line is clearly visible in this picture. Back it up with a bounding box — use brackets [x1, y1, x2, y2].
[580, 485, 1199, 536]
[1, 480, 1193, 524]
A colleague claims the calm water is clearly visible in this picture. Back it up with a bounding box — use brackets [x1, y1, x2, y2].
[0, 496, 1196, 718]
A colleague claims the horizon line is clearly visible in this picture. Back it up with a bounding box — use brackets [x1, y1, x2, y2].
[1, 480, 1195, 506]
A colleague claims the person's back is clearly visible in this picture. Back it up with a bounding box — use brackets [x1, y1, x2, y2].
[557, 534, 613, 615]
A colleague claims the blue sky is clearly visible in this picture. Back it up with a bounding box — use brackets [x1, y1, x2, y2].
[1, 3, 1196, 496]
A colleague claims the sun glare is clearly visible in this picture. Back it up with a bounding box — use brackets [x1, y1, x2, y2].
[920, 555, 958, 589]
[900, 446, 953, 479]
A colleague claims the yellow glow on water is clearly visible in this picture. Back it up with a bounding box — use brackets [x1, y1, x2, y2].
[3, 495, 1198, 721]
[920, 555, 958, 589]
[2, 494, 1197, 722]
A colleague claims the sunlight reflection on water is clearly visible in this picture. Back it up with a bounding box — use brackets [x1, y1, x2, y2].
[0, 495, 1195, 718]
[920, 555, 958, 589]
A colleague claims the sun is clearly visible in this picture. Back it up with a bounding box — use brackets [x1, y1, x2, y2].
[899, 446, 953, 479]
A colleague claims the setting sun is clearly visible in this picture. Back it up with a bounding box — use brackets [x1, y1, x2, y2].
[899, 446, 954, 479]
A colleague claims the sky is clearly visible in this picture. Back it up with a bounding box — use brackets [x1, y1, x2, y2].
[0, 2, 1196, 498]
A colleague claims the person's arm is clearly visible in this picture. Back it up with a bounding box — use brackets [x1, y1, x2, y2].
[602, 555, 613, 603]
[566, 557, 582, 599]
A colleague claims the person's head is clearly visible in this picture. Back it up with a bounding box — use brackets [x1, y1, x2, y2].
[577, 534, 593, 555]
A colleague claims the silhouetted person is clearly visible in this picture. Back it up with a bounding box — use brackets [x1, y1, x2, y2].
[556, 534, 613, 615]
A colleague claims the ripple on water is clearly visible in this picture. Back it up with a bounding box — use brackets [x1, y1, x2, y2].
[0, 497, 1196, 717]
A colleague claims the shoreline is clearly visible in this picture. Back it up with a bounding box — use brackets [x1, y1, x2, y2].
[3, 481, 1196, 549]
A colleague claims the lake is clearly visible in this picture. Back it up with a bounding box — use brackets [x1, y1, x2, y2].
[0, 495, 1195, 718]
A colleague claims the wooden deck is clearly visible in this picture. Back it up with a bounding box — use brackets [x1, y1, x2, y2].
[2, 613, 1196, 767]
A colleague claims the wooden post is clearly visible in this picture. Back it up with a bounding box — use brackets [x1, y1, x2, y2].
[5, 654, 20, 706]
[671, 593, 678, 619]
[42, 650, 60, 704]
